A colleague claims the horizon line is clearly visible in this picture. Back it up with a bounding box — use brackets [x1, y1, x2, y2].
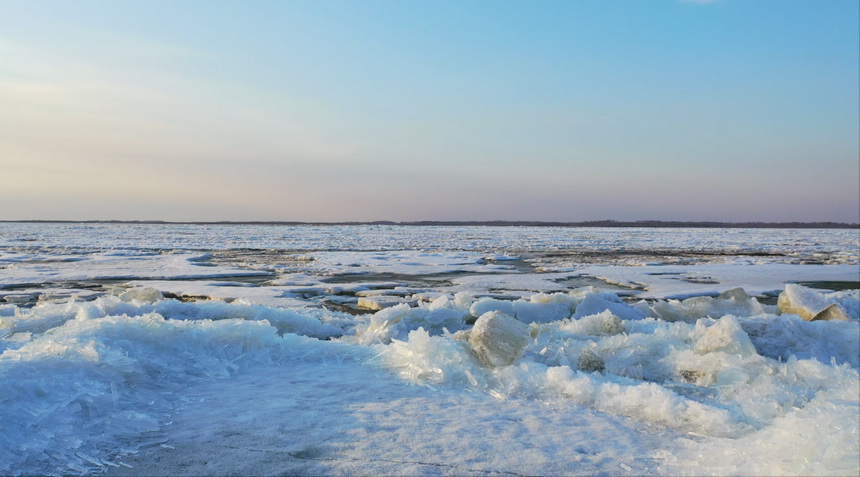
[2, 219, 858, 229]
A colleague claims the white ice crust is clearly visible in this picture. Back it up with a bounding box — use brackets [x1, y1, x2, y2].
[1, 224, 858, 476]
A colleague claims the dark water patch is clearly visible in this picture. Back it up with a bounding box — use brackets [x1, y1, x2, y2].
[797, 281, 860, 292]
[528, 249, 801, 266]
[318, 298, 376, 315]
[552, 275, 643, 294]
[0, 274, 274, 307]
[481, 257, 538, 274]
[0, 278, 128, 293]
[683, 277, 720, 285]
[202, 250, 317, 274]
[1, 293, 41, 306]
[161, 292, 228, 303]
[321, 271, 462, 288]
[202, 274, 275, 286]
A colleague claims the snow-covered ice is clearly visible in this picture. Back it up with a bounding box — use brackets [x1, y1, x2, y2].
[1, 223, 858, 476]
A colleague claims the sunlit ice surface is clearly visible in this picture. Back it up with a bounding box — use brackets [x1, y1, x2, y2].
[1, 223, 858, 476]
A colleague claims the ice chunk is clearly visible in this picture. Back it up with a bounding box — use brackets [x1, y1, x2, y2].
[650, 288, 771, 322]
[470, 292, 579, 325]
[596, 311, 624, 335]
[357, 296, 409, 311]
[2, 294, 37, 304]
[560, 310, 625, 336]
[811, 303, 850, 321]
[513, 300, 571, 324]
[577, 348, 605, 373]
[355, 302, 469, 345]
[694, 316, 757, 357]
[424, 307, 465, 328]
[427, 295, 454, 311]
[740, 313, 859, 367]
[355, 304, 414, 344]
[825, 289, 859, 319]
[718, 287, 751, 301]
[778, 284, 849, 321]
[118, 287, 163, 304]
[254, 307, 343, 339]
[452, 292, 474, 310]
[469, 311, 531, 367]
[469, 297, 516, 319]
[530, 292, 582, 309]
[573, 294, 646, 321]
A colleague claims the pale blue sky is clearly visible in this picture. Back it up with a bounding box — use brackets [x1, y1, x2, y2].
[1, 0, 858, 222]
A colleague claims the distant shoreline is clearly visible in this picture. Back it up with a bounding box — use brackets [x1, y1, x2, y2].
[2, 220, 858, 229]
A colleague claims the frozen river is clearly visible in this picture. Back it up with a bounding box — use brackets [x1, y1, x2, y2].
[1, 223, 858, 475]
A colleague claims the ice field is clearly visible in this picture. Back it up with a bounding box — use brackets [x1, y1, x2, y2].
[1, 223, 858, 476]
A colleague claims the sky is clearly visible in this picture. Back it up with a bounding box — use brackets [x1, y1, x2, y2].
[1, 0, 858, 223]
